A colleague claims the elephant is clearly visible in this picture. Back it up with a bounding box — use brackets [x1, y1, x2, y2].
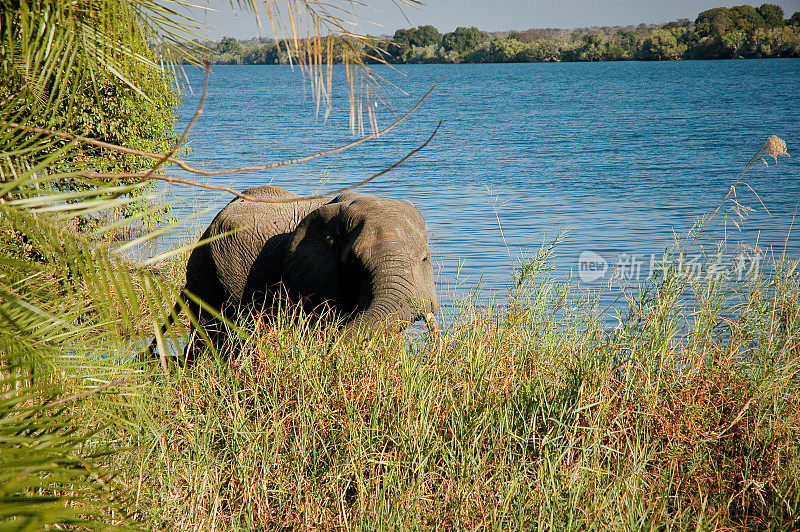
[155, 185, 439, 359]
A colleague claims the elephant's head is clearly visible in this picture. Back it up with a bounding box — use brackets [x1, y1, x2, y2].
[282, 192, 439, 335]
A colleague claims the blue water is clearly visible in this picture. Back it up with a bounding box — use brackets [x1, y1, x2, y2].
[163, 60, 800, 318]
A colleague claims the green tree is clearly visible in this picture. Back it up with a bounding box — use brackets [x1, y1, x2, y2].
[442, 26, 490, 54]
[640, 28, 689, 60]
[404, 44, 443, 63]
[757, 3, 785, 27]
[689, 5, 796, 59]
[243, 42, 280, 64]
[463, 36, 527, 62]
[1, 0, 181, 227]
[409, 25, 442, 47]
[390, 25, 442, 62]
[617, 28, 645, 51]
[514, 39, 561, 62]
[695, 7, 735, 35]
[567, 31, 630, 61]
[721, 29, 748, 57]
[729, 5, 766, 31]
[218, 36, 245, 57]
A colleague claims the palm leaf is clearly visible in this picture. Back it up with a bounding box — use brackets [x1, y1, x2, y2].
[1, 0, 422, 526]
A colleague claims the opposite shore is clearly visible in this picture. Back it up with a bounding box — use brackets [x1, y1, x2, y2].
[190, 4, 800, 65]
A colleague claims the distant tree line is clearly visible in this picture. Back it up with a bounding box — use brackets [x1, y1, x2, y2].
[193, 4, 800, 64]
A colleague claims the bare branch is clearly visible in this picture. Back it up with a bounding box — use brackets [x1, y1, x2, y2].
[172, 81, 437, 176]
[139, 61, 211, 181]
[5, 60, 439, 206]
[83, 120, 442, 204]
[1, 81, 437, 176]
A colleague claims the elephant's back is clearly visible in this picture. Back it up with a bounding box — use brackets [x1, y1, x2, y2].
[219, 186, 297, 223]
[197, 186, 325, 306]
[240, 185, 295, 199]
[214, 186, 326, 237]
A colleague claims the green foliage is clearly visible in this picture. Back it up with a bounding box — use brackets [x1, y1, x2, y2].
[441, 26, 490, 54]
[394, 25, 442, 48]
[741, 26, 800, 56]
[720, 29, 748, 57]
[0, 169, 187, 529]
[0, 363, 130, 530]
[639, 27, 689, 59]
[696, 7, 741, 35]
[689, 4, 800, 58]
[514, 39, 562, 62]
[696, 5, 771, 35]
[462, 36, 528, 63]
[0, 0, 181, 227]
[58, 76, 180, 225]
[218, 36, 245, 56]
[757, 3, 785, 27]
[566, 31, 632, 61]
[731, 4, 767, 31]
[386, 25, 444, 63]
[242, 42, 281, 64]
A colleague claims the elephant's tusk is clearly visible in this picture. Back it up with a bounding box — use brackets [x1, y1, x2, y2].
[424, 312, 441, 339]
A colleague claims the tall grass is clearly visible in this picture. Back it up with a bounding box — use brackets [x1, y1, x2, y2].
[7, 135, 783, 529]
[73, 222, 800, 529]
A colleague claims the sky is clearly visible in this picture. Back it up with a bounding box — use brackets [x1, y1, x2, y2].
[184, 0, 800, 40]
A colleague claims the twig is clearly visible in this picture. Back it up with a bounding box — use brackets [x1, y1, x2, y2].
[307, 120, 441, 201]
[139, 61, 211, 182]
[1, 81, 437, 177]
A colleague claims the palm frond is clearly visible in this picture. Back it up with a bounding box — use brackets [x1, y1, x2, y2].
[219, 0, 423, 132]
[0, 1, 425, 526]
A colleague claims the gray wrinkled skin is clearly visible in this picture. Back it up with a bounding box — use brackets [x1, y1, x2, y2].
[181, 185, 438, 354]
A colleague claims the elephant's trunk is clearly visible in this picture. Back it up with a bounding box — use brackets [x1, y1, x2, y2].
[347, 252, 436, 335]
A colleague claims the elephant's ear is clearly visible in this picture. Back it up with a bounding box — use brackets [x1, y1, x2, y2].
[282, 203, 361, 312]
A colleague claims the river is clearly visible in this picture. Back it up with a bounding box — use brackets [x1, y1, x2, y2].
[162, 60, 800, 320]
